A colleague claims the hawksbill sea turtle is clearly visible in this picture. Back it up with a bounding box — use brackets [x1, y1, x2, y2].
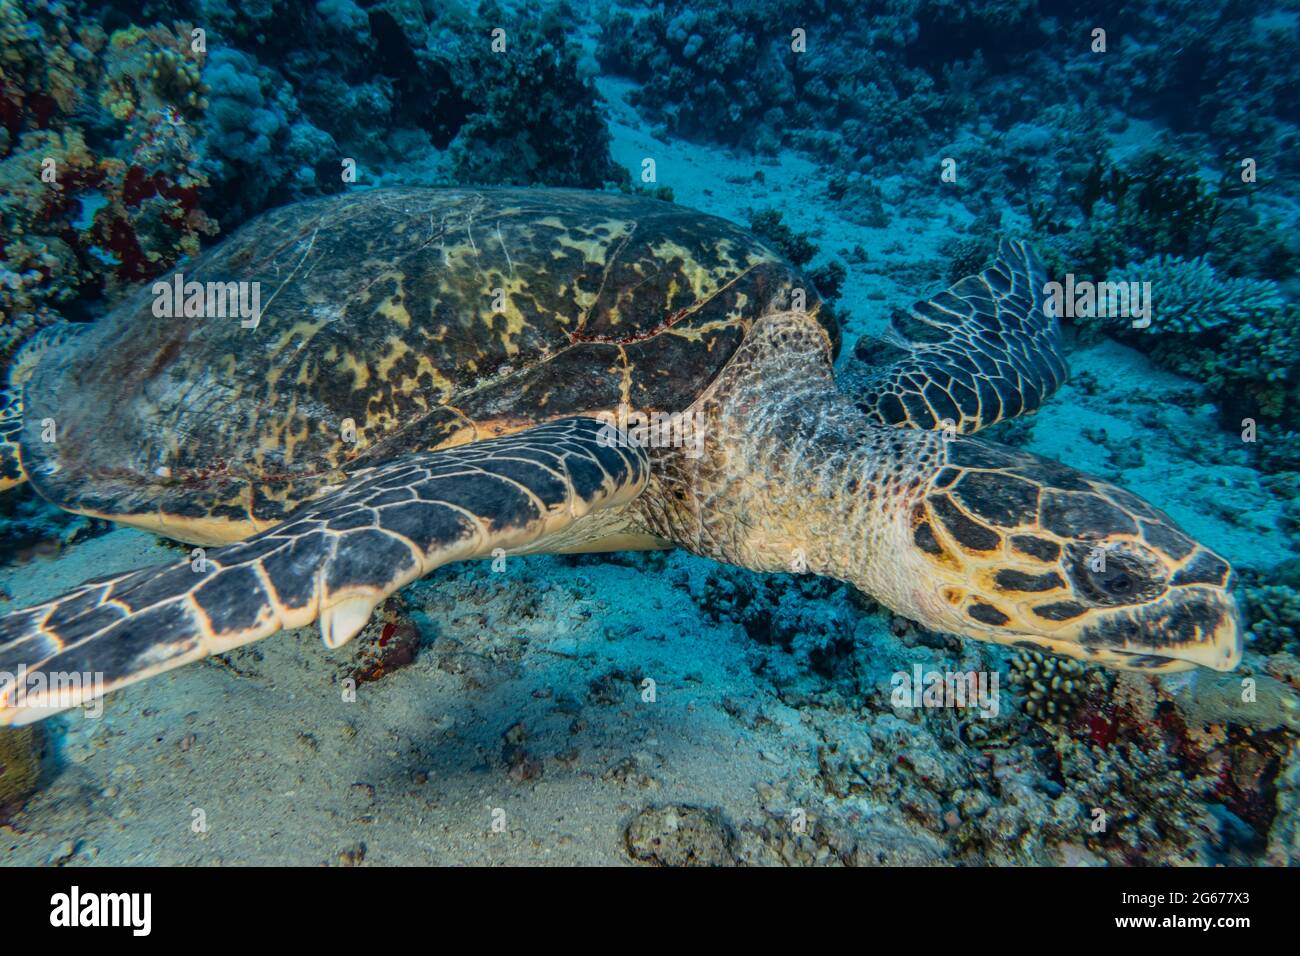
[0, 187, 1240, 723]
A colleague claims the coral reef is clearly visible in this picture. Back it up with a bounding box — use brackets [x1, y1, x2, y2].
[598, 0, 942, 163]
[0, 0, 625, 362]
[597, 3, 1300, 222]
[1242, 574, 1300, 658]
[199, 45, 337, 223]
[440, 7, 626, 189]
[1112, 255, 1283, 334]
[0, 3, 216, 357]
[0, 0, 1295, 869]
[1074, 252, 1299, 424]
[1052, 150, 1225, 278]
[1096, 8, 1300, 179]
[1023, 145, 1299, 296]
[680, 556, 1299, 864]
[1268, 739, 1300, 864]
[198, 0, 624, 213]
[686, 562, 868, 691]
[1054, 736, 1217, 863]
[592, 0, 1300, 433]
[1008, 649, 1100, 723]
[0, 486, 107, 567]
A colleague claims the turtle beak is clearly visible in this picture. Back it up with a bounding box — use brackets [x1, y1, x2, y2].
[1078, 585, 1243, 672]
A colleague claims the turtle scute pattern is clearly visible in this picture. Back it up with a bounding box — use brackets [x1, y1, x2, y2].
[853, 239, 1068, 434]
[0, 387, 22, 490]
[20, 188, 809, 540]
[912, 436, 1235, 666]
[0, 417, 649, 724]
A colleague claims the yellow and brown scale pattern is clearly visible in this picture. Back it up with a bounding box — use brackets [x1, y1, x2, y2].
[850, 240, 1067, 435]
[912, 438, 1234, 663]
[23, 188, 819, 544]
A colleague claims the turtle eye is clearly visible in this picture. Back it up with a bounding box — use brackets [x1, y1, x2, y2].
[1093, 567, 1135, 596]
[1069, 545, 1165, 606]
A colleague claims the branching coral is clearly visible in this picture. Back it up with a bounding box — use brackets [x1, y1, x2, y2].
[1077, 253, 1298, 424]
[1112, 255, 1283, 334]
[1008, 649, 1101, 723]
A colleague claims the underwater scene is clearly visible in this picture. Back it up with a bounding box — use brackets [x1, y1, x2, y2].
[0, 0, 1297, 872]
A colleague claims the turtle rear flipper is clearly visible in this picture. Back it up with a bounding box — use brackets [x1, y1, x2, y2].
[0, 387, 24, 490]
[1, 323, 87, 492]
[0, 417, 648, 725]
[849, 239, 1067, 434]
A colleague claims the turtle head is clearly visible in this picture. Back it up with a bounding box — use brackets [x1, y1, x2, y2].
[902, 437, 1241, 673]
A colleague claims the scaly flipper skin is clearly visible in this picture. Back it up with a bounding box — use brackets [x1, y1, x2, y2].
[0, 322, 86, 492]
[0, 418, 648, 725]
[0, 387, 23, 491]
[848, 239, 1068, 434]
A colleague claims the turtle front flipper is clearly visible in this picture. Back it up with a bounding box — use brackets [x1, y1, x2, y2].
[0, 417, 649, 725]
[0, 387, 25, 490]
[848, 239, 1068, 434]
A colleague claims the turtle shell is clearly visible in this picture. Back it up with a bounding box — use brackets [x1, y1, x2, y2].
[24, 188, 831, 543]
